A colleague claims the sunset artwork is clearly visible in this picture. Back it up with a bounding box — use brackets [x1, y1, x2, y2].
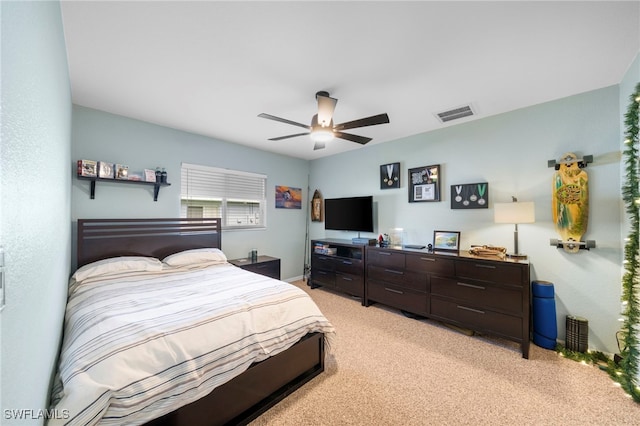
[275, 186, 302, 209]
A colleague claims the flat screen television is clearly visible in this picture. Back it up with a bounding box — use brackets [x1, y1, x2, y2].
[324, 196, 374, 233]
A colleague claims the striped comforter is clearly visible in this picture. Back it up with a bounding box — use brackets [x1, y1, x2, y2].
[49, 262, 335, 425]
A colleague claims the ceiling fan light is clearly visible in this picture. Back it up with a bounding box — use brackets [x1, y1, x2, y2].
[310, 128, 334, 143]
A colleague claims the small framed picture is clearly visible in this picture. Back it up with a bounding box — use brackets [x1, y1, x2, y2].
[144, 169, 157, 182]
[115, 164, 129, 180]
[98, 161, 115, 179]
[433, 230, 460, 252]
[409, 165, 440, 202]
[380, 162, 400, 189]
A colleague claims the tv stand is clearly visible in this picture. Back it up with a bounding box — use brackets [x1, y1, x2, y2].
[310, 239, 366, 303]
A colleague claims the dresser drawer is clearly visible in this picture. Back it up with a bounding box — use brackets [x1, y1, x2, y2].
[311, 269, 335, 287]
[406, 253, 454, 275]
[431, 277, 523, 315]
[368, 279, 428, 315]
[336, 272, 364, 297]
[367, 249, 406, 269]
[335, 257, 363, 275]
[455, 260, 523, 286]
[367, 265, 427, 292]
[430, 298, 523, 341]
[312, 254, 336, 272]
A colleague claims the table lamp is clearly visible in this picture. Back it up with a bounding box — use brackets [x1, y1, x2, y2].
[494, 197, 535, 259]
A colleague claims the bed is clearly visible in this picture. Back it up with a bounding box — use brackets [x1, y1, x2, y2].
[49, 218, 334, 426]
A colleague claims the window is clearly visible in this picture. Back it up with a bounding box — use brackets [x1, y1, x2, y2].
[181, 163, 266, 230]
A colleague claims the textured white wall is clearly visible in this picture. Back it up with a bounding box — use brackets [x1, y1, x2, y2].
[1, 1, 71, 423]
[310, 85, 625, 354]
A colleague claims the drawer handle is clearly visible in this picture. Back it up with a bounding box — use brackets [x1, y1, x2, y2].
[457, 305, 485, 314]
[474, 264, 496, 269]
[420, 257, 436, 262]
[378, 252, 392, 256]
[340, 276, 353, 281]
[342, 260, 353, 265]
[385, 269, 404, 275]
[457, 282, 486, 290]
[317, 271, 328, 275]
[385, 287, 404, 295]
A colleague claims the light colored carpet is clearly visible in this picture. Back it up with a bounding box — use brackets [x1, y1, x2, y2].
[250, 280, 640, 425]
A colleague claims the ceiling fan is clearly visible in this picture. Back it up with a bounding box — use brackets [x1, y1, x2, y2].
[258, 91, 390, 150]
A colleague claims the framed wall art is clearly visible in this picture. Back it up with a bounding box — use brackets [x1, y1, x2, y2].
[451, 182, 489, 209]
[311, 189, 323, 221]
[380, 162, 400, 189]
[275, 186, 302, 209]
[408, 164, 440, 202]
[433, 230, 460, 252]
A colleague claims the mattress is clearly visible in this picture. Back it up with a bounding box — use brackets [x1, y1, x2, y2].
[48, 261, 334, 425]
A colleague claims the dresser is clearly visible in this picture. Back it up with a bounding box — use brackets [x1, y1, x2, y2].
[366, 246, 531, 358]
[310, 239, 366, 303]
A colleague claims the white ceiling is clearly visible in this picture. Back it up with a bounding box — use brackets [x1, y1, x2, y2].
[60, 1, 640, 160]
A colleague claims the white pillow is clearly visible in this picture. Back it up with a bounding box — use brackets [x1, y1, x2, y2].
[162, 248, 227, 266]
[73, 256, 163, 282]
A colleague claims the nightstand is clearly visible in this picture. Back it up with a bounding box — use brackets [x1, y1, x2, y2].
[229, 255, 281, 280]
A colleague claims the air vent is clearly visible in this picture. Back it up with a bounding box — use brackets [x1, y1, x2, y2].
[435, 104, 475, 123]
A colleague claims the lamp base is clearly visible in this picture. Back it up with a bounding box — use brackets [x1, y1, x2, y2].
[506, 252, 528, 260]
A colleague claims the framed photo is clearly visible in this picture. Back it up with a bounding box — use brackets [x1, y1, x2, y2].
[98, 161, 115, 179]
[451, 182, 489, 209]
[433, 230, 460, 252]
[409, 165, 440, 202]
[144, 169, 157, 182]
[380, 162, 400, 189]
[115, 164, 129, 180]
[275, 185, 302, 209]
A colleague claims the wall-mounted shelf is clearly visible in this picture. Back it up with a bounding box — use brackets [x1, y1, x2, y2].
[77, 175, 171, 201]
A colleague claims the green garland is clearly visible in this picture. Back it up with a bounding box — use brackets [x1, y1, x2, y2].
[556, 343, 610, 366]
[614, 81, 640, 401]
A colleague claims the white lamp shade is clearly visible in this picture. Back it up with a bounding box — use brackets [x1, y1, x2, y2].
[494, 201, 535, 224]
[310, 129, 334, 143]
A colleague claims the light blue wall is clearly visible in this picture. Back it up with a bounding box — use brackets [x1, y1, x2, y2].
[310, 85, 624, 354]
[71, 78, 636, 355]
[71, 106, 311, 280]
[1, 1, 71, 424]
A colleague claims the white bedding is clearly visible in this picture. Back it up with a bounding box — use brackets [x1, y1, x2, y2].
[49, 262, 335, 425]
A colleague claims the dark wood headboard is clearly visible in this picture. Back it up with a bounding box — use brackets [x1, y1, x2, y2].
[77, 218, 222, 267]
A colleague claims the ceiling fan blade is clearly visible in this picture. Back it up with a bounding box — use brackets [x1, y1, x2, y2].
[334, 132, 372, 145]
[268, 132, 310, 141]
[313, 142, 326, 150]
[334, 113, 390, 131]
[316, 92, 337, 127]
[258, 113, 310, 130]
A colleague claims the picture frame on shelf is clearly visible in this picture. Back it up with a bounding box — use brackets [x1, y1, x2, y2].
[409, 164, 440, 202]
[433, 230, 460, 252]
[380, 162, 400, 189]
[115, 164, 129, 180]
[98, 161, 115, 179]
[77, 160, 97, 177]
[451, 182, 489, 209]
[144, 169, 157, 182]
